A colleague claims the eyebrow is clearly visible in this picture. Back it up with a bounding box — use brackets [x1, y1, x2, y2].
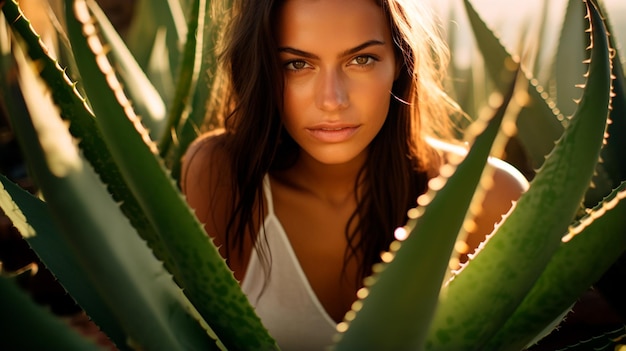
[278, 40, 386, 59]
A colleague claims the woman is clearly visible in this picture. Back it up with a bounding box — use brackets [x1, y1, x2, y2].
[181, 0, 528, 349]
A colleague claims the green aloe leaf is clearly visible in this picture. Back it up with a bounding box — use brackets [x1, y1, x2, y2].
[65, 1, 276, 349]
[444, 5, 488, 134]
[0, 173, 128, 350]
[463, 0, 565, 170]
[158, 0, 206, 169]
[2, 0, 177, 281]
[86, 0, 167, 140]
[583, 0, 626, 206]
[0, 276, 102, 351]
[0, 81, 128, 348]
[529, 0, 551, 83]
[10, 43, 216, 350]
[125, 0, 187, 104]
[554, 0, 588, 120]
[334, 64, 519, 350]
[1, 1, 103, 171]
[484, 181, 626, 350]
[552, 325, 626, 351]
[425, 1, 612, 349]
[165, 0, 230, 182]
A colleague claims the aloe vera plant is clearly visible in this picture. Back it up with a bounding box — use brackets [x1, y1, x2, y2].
[0, 0, 624, 351]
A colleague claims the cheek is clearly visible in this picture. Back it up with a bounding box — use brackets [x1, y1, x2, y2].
[357, 73, 395, 119]
[281, 76, 319, 131]
[280, 87, 302, 128]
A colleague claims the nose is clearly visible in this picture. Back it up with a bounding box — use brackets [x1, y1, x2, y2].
[315, 68, 349, 112]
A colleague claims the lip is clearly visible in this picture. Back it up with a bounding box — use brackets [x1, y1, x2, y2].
[306, 124, 361, 143]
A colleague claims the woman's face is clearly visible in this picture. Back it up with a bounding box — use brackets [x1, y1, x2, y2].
[276, 0, 397, 166]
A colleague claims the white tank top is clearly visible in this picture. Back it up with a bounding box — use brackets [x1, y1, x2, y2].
[240, 176, 338, 351]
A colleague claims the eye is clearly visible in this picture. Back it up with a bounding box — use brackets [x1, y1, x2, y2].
[285, 60, 310, 71]
[350, 55, 377, 66]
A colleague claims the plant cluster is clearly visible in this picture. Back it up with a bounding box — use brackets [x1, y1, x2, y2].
[0, 0, 624, 350]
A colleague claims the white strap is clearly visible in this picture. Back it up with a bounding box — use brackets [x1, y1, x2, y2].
[263, 174, 275, 216]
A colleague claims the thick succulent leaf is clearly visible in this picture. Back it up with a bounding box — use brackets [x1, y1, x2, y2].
[552, 325, 626, 351]
[122, 0, 156, 69]
[125, 0, 187, 103]
[0, 117, 128, 348]
[444, 5, 491, 130]
[599, 63, 626, 187]
[529, 0, 551, 83]
[554, 0, 588, 119]
[425, 2, 612, 349]
[65, 1, 276, 349]
[583, 0, 626, 206]
[167, 76, 206, 182]
[165, 0, 230, 182]
[463, 0, 565, 171]
[1, 1, 104, 172]
[11, 45, 216, 351]
[86, 0, 167, 141]
[584, 0, 626, 325]
[0, 11, 11, 76]
[484, 181, 626, 351]
[146, 28, 178, 108]
[444, 6, 469, 126]
[334, 65, 519, 350]
[2, 0, 177, 281]
[158, 0, 206, 168]
[0, 277, 102, 351]
[0, 173, 128, 350]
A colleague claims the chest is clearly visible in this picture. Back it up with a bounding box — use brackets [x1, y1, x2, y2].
[270, 183, 361, 323]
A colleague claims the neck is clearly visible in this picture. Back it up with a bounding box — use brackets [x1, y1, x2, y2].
[278, 149, 367, 206]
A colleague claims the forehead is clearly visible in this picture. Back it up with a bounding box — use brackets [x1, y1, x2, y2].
[276, 0, 391, 49]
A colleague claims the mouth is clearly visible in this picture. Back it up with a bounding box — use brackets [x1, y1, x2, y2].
[306, 125, 360, 143]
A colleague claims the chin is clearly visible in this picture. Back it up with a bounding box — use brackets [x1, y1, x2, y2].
[304, 147, 367, 167]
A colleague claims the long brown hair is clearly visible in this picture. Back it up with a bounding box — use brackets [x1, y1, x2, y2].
[208, 0, 457, 281]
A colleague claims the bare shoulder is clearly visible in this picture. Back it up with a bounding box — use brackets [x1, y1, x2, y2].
[427, 138, 529, 258]
[181, 129, 231, 195]
[426, 137, 529, 195]
[180, 129, 232, 243]
[484, 156, 530, 200]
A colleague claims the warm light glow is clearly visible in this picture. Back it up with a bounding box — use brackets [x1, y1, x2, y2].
[417, 193, 432, 207]
[462, 219, 478, 233]
[454, 240, 470, 254]
[0, 183, 36, 238]
[394, 227, 409, 241]
[344, 311, 357, 322]
[336, 322, 349, 333]
[14, 48, 82, 178]
[407, 208, 420, 219]
[449, 257, 461, 270]
[488, 92, 504, 108]
[372, 263, 385, 273]
[381, 251, 394, 263]
[73, 0, 90, 22]
[428, 176, 446, 191]
[363, 276, 376, 287]
[389, 241, 402, 252]
[439, 164, 456, 178]
[356, 288, 369, 300]
[563, 188, 625, 242]
[502, 119, 519, 138]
